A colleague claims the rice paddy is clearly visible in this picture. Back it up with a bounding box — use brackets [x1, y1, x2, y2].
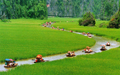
[0, 17, 120, 75]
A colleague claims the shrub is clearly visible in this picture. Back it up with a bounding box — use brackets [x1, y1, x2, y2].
[79, 12, 95, 26]
[108, 11, 120, 29]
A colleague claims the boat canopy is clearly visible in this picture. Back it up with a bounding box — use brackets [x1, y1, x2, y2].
[5, 59, 13, 61]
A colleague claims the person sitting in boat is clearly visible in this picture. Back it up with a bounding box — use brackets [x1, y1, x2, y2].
[88, 34, 92, 37]
[46, 22, 49, 25]
[4, 59, 18, 67]
[70, 30, 73, 33]
[66, 51, 72, 56]
[100, 45, 106, 50]
[87, 32, 90, 35]
[35, 55, 44, 63]
[61, 28, 64, 31]
[49, 21, 51, 25]
[85, 46, 92, 52]
[44, 25, 46, 27]
[71, 51, 75, 56]
[106, 42, 110, 46]
[82, 32, 86, 35]
[43, 24, 45, 26]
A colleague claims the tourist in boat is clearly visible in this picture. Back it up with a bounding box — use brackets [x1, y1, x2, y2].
[49, 21, 51, 25]
[66, 51, 72, 56]
[82, 32, 86, 35]
[46, 22, 49, 25]
[71, 51, 75, 56]
[34, 54, 45, 63]
[106, 42, 110, 46]
[61, 28, 64, 31]
[70, 30, 73, 33]
[66, 51, 75, 57]
[4, 59, 18, 68]
[87, 32, 90, 35]
[88, 34, 92, 37]
[100, 45, 106, 50]
[84, 46, 93, 53]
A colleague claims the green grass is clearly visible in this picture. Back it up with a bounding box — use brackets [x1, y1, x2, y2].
[0, 18, 120, 75]
[1, 47, 120, 75]
[0, 18, 95, 62]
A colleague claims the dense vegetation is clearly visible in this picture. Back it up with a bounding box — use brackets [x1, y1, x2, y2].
[79, 12, 95, 26]
[48, 0, 119, 20]
[0, 0, 47, 19]
[0, 18, 95, 63]
[108, 7, 120, 28]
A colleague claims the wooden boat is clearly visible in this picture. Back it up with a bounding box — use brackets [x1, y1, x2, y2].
[100, 48, 107, 51]
[85, 50, 93, 53]
[34, 61, 45, 63]
[4, 63, 18, 68]
[84, 50, 93, 53]
[106, 44, 110, 46]
[82, 32, 86, 35]
[66, 54, 75, 57]
[70, 30, 73, 33]
[66, 52, 75, 57]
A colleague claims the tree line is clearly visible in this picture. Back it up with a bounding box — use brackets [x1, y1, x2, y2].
[0, 0, 47, 19]
[48, 0, 119, 20]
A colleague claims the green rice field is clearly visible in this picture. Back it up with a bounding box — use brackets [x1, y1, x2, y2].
[0, 18, 120, 75]
[0, 18, 95, 62]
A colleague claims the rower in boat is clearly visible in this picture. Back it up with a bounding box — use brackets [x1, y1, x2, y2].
[34, 54, 45, 63]
[4, 59, 18, 68]
[49, 21, 51, 25]
[70, 30, 73, 33]
[100, 45, 107, 51]
[66, 51, 75, 57]
[84, 46, 93, 53]
[106, 42, 110, 46]
[82, 32, 86, 35]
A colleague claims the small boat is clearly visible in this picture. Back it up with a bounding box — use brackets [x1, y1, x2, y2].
[66, 54, 75, 57]
[100, 48, 107, 51]
[83, 49, 93, 53]
[66, 51, 75, 57]
[106, 43, 110, 46]
[4, 59, 18, 68]
[82, 32, 86, 35]
[44, 25, 46, 27]
[34, 54, 45, 63]
[34, 60, 45, 63]
[70, 30, 73, 33]
[85, 50, 93, 53]
[4, 63, 18, 68]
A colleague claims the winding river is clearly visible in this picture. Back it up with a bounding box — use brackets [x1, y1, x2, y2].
[0, 25, 120, 72]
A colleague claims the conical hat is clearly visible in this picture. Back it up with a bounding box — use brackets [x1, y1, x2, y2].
[36, 54, 42, 59]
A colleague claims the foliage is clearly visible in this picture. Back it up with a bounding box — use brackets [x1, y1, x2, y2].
[108, 11, 120, 28]
[79, 12, 95, 26]
[47, 0, 119, 19]
[0, 0, 48, 19]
